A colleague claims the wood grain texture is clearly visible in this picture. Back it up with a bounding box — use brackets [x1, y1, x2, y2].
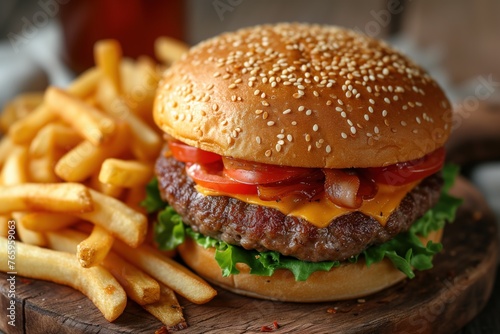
[0, 177, 498, 334]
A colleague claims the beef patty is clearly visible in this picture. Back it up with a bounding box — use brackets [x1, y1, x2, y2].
[156, 154, 443, 262]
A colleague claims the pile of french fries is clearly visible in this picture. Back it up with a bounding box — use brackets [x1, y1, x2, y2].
[0, 37, 216, 330]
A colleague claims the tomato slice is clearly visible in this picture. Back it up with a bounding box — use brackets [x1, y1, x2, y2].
[185, 162, 258, 195]
[222, 157, 313, 185]
[363, 147, 445, 186]
[168, 141, 221, 164]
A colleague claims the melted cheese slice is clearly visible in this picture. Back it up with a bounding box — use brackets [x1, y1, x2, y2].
[195, 181, 419, 228]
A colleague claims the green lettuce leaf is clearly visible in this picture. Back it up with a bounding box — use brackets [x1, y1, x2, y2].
[141, 178, 165, 214]
[186, 228, 338, 280]
[150, 164, 462, 281]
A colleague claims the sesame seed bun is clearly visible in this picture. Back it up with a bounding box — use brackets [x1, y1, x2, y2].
[154, 23, 452, 168]
[177, 228, 443, 302]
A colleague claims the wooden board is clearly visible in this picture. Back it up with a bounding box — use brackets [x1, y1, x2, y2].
[0, 177, 498, 334]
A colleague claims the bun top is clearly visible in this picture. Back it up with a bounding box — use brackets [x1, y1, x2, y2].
[154, 23, 452, 168]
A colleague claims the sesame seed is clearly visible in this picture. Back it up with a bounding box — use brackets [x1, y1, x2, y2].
[382, 110, 388, 117]
[255, 109, 263, 114]
[276, 144, 282, 152]
[254, 89, 260, 96]
[341, 111, 347, 118]
[416, 116, 421, 124]
[283, 109, 291, 114]
[298, 106, 305, 111]
[267, 121, 275, 126]
[347, 119, 353, 126]
[364, 114, 369, 121]
[291, 121, 297, 126]
[326, 145, 332, 153]
[212, 103, 219, 111]
[384, 97, 391, 104]
[341, 132, 348, 139]
[350, 126, 356, 134]
[369, 99, 375, 104]
[261, 101, 270, 106]
[336, 107, 343, 112]
[293, 93, 302, 99]
[256, 136, 261, 144]
[305, 134, 311, 142]
[326, 100, 332, 105]
[337, 99, 344, 105]
[287, 134, 293, 142]
[313, 90, 319, 97]
[228, 83, 237, 89]
[374, 126, 379, 134]
[368, 106, 374, 113]
[265, 150, 272, 157]
[306, 109, 312, 115]
[313, 124, 319, 131]
[382, 68, 389, 75]
[401, 121, 407, 126]
[262, 112, 269, 119]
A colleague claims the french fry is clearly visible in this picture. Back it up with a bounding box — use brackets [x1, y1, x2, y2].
[0, 216, 10, 238]
[7, 68, 100, 145]
[77, 225, 114, 268]
[8, 104, 57, 145]
[125, 185, 147, 213]
[0, 137, 15, 167]
[113, 240, 217, 304]
[142, 284, 187, 330]
[75, 189, 147, 248]
[0, 183, 93, 214]
[97, 80, 161, 160]
[28, 151, 61, 183]
[122, 57, 159, 125]
[12, 212, 46, 246]
[94, 39, 122, 95]
[55, 122, 130, 182]
[0, 146, 28, 185]
[29, 123, 82, 157]
[45, 87, 116, 146]
[66, 67, 101, 98]
[47, 229, 161, 305]
[45, 228, 84, 253]
[21, 213, 79, 232]
[99, 159, 153, 188]
[154, 36, 189, 65]
[1, 93, 43, 132]
[0, 237, 127, 322]
[104, 251, 161, 305]
[89, 172, 124, 198]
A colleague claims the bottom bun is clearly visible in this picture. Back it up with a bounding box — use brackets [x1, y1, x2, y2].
[178, 229, 443, 302]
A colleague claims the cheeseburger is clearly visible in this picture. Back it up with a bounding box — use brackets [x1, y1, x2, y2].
[149, 23, 460, 302]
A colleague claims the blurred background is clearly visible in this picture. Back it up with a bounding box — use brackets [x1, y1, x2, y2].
[0, 0, 499, 330]
[0, 0, 499, 219]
